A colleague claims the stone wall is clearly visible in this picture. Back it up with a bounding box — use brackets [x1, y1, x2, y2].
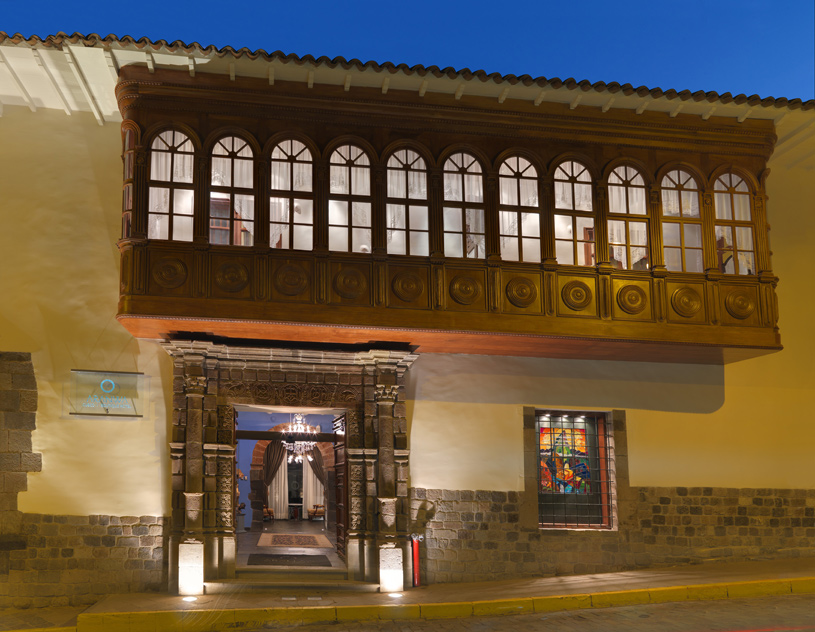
[0, 513, 167, 608]
[409, 486, 815, 584]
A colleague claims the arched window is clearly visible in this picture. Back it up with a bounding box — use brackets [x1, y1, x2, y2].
[270, 140, 313, 250]
[553, 161, 594, 266]
[498, 157, 540, 262]
[386, 149, 428, 256]
[329, 145, 371, 253]
[714, 173, 755, 275]
[148, 130, 194, 241]
[443, 152, 485, 259]
[210, 136, 254, 246]
[661, 170, 703, 273]
[607, 166, 649, 270]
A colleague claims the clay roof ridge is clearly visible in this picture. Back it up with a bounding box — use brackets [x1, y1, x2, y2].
[0, 31, 812, 110]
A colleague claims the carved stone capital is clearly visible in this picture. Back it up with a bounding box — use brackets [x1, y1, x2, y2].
[375, 384, 399, 404]
[184, 376, 207, 397]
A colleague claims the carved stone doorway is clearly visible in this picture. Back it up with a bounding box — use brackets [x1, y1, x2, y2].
[162, 340, 416, 593]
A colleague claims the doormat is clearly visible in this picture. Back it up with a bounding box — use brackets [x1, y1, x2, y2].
[247, 554, 331, 567]
[257, 533, 332, 548]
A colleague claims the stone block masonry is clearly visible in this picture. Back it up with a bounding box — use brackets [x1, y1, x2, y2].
[409, 487, 815, 584]
[0, 513, 168, 608]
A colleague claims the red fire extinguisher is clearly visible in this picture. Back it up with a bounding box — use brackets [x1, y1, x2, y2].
[410, 533, 424, 587]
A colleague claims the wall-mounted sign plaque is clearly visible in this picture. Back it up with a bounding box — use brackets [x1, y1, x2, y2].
[69, 370, 144, 417]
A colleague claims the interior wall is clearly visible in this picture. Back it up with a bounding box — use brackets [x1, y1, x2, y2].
[0, 106, 171, 516]
[407, 157, 815, 491]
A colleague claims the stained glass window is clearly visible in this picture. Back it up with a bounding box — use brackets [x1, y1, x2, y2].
[537, 412, 612, 528]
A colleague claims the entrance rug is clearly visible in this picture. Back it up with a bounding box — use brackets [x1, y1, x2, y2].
[247, 554, 331, 567]
[257, 533, 332, 548]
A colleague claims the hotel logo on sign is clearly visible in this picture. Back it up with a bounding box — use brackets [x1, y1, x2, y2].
[69, 370, 144, 417]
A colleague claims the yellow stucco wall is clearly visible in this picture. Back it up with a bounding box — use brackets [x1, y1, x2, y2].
[407, 156, 815, 491]
[0, 107, 171, 516]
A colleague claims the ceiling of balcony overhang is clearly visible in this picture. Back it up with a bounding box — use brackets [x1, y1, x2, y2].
[1, 32, 813, 170]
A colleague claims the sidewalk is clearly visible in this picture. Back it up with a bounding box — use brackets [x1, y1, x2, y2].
[3, 557, 815, 632]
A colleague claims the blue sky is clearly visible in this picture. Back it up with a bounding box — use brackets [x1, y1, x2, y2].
[2, 0, 812, 99]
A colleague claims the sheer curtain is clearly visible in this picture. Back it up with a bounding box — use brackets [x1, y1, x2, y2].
[302, 459, 325, 515]
[268, 462, 289, 519]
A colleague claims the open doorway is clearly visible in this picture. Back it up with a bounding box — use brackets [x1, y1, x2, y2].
[234, 408, 346, 572]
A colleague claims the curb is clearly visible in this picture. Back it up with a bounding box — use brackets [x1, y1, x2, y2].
[10, 577, 815, 632]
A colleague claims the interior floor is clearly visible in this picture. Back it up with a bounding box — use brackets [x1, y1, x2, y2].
[236, 517, 344, 570]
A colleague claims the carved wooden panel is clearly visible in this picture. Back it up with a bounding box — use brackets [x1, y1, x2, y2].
[445, 268, 488, 312]
[388, 265, 431, 310]
[269, 257, 313, 303]
[210, 254, 253, 299]
[666, 281, 707, 324]
[329, 262, 372, 306]
[611, 278, 653, 322]
[502, 272, 543, 314]
[557, 275, 598, 318]
[148, 250, 193, 296]
[720, 284, 761, 327]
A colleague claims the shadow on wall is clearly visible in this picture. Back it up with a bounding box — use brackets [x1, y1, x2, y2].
[404, 354, 725, 414]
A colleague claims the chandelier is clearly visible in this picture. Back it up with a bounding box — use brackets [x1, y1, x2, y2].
[285, 413, 318, 463]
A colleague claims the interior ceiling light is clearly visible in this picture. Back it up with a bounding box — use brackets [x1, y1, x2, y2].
[283, 413, 318, 463]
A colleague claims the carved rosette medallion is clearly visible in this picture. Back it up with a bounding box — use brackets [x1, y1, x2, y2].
[152, 258, 187, 289]
[334, 268, 367, 299]
[725, 288, 756, 320]
[505, 277, 537, 308]
[251, 382, 274, 403]
[561, 280, 592, 311]
[449, 275, 482, 305]
[392, 271, 424, 302]
[215, 262, 249, 292]
[671, 287, 702, 318]
[273, 263, 309, 296]
[616, 285, 648, 315]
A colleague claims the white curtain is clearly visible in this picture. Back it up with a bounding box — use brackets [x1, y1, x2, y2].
[302, 459, 325, 516]
[268, 461, 289, 520]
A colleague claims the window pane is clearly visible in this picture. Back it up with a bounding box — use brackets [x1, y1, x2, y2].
[629, 187, 646, 215]
[464, 174, 483, 203]
[329, 200, 348, 226]
[352, 228, 371, 253]
[576, 217, 594, 242]
[738, 252, 755, 275]
[149, 187, 170, 214]
[211, 157, 231, 187]
[662, 190, 680, 217]
[574, 184, 592, 212]
[522, 238, 541, 263]
[293, 225, 312, 251]
[174, 153, 193, 183]
[682, 191, 700, 218]
[174, 189, 194, 215]
[408, 170, 427, 199]
[500, 176, 517, 206]
[388, 170, 405, 198]
[270, 223, 289, 249]
[293, 199, 313, 224]
[609, 185, 627, 214]
[715, 192, 731, 220]
[330, 165, 348, 194]
[576, 241, 595, 266]
[465, 208, 485, 235]
[629, 221, 648, 246]
[520, 179, 538, 207]
[150, 152, 171, 181]
[351, 167, 370, 195]
[444, 173, 462, 201]
[556, 240, 574, 265]
[715, 225, 733, 248]
[352, 202, 371, 227]
[664, 247, 682, 271]
[148, 213, 169, 240]
[662, 223, 680, 247]
[387, 204, 406, 230]
[736, 226, 753, 250]
[409, 206, 428, 230]
[234, 159, 253, 189]
[173, 215, 193, 242]
[410, 231, 429, 256]
[293, 162, 312, 192]
[522, 213, 540, 238]
[270, 197, 289, 223]
[554, 214, 571, 240]
[501, 235, 519, 261]
[631, 247, 649, 270]
[500, 211, 518, 236]
[609, 245, 626, 269]
[387, 229, 406, 255]
[686, 249, 703, 273]
[684, 224, 702, 248]
[329, 226, 347, 251]
[444, 207, 462, 232]
[235, 221, 253, 246]
[733, 194, 751, 221]
[555, 181, 572, 210]
[608, 220, 626, 245]
[444, 233, 463, 258]
[466, 233, 485, 258]
[271, 161, 290, 190]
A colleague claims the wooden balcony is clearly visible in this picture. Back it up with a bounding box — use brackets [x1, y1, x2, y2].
[117, 241, 780, 364]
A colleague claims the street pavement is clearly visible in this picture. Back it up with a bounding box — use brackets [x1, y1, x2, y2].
[243, 594, 815, 632]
